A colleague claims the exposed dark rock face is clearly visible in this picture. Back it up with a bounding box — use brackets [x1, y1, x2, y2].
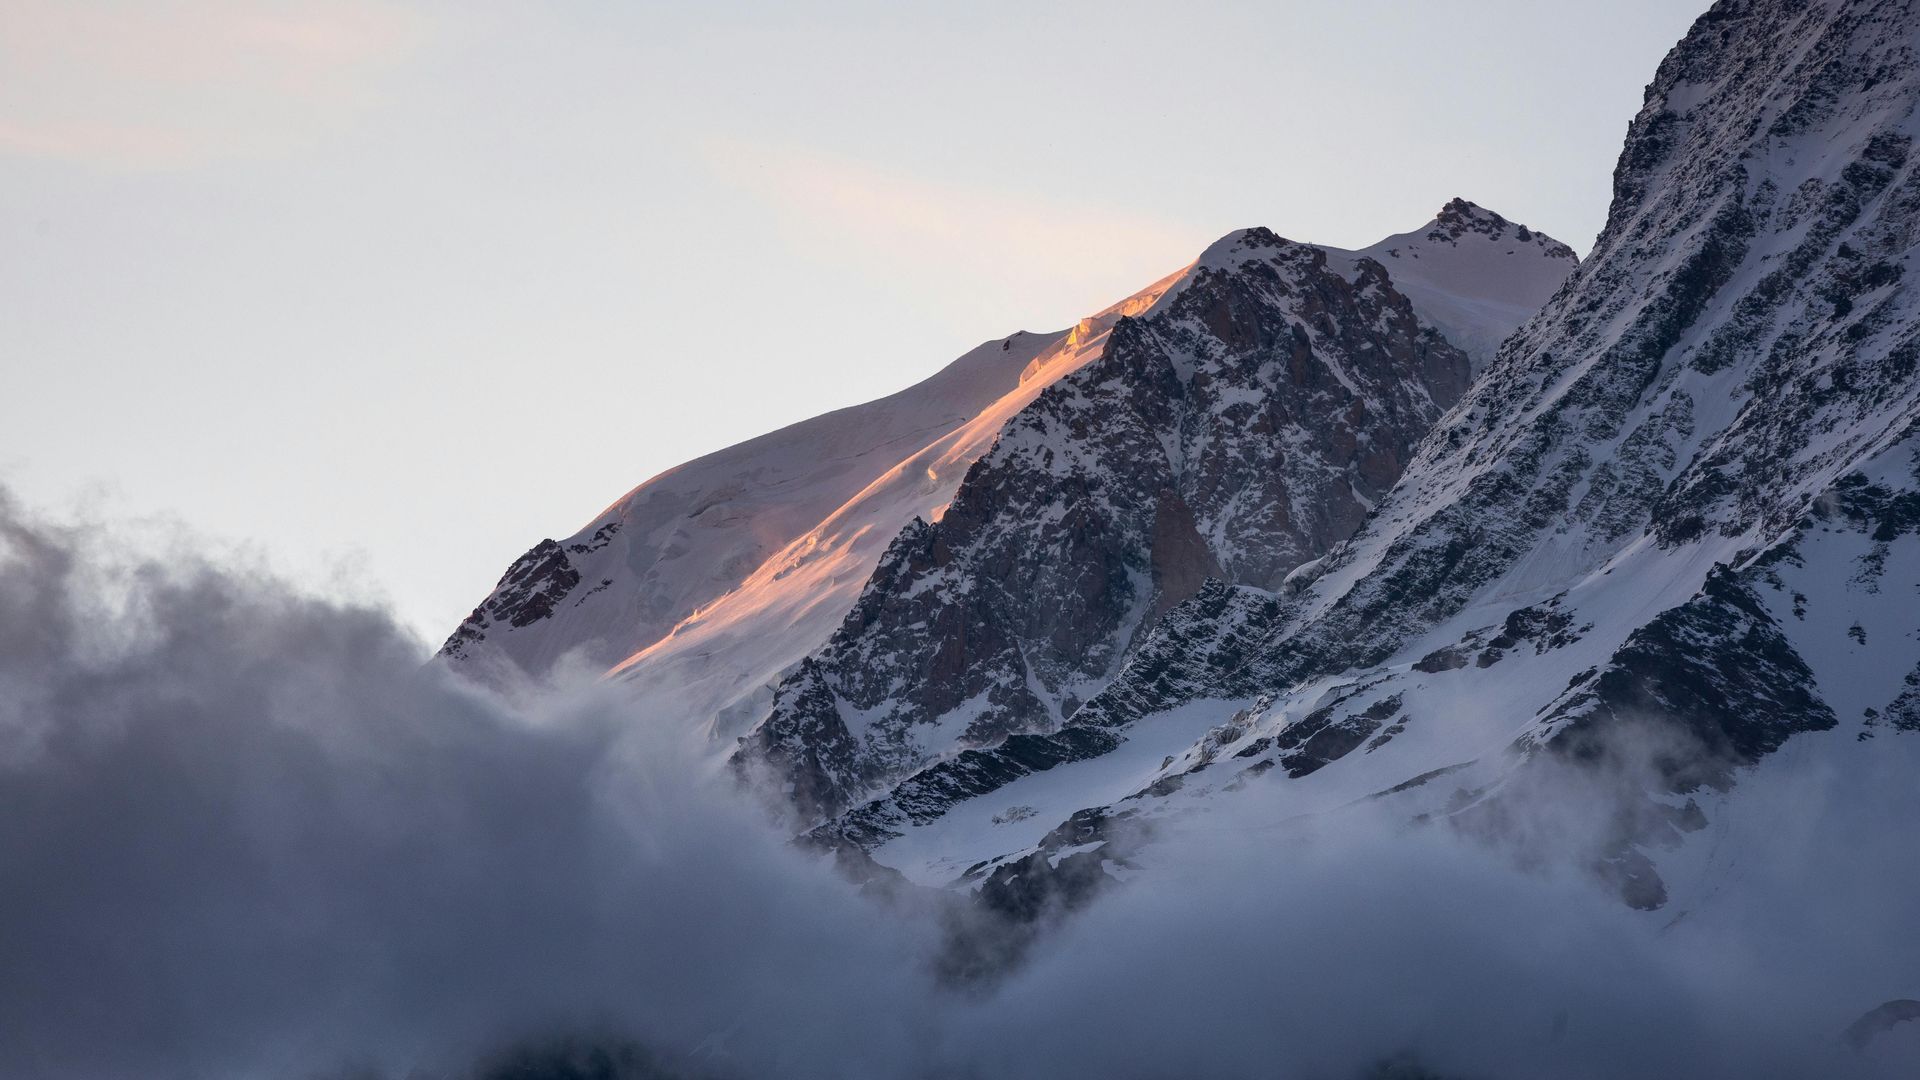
[1470, 556, 1838, 907]
[812, 725, 1124, 854]
[744, 233, 1474, 823]
[440, 522, 627, 663]
[1277, 692, 1406, 779]
[808, 580, 1281, 852]
[1036, 0, 1920, 744]
[735, 659, 876, 820]
[1536, 566, 1836, 794]
[1431, 197, 1537, 246]
[1884, 666, 1920, 730]
[970, 806, 1128, 924]
[440, 539, 585, 660]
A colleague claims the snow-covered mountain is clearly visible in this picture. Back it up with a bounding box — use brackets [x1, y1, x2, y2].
[436, 327, 1063, 684]
[1327, 197, 1577, 368]
[432, 10, 1920, 1039]
[442, 203, 1574, 748]
[742, 232, 1478, 821]
[796, 0, 1920, 923]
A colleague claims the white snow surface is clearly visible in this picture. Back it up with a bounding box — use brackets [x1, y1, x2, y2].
[450, 203, 1573, 743]
[1148, 199, 1577, 371]
[446, 328, 1057, 687]
[1322, 199, 1579, 369]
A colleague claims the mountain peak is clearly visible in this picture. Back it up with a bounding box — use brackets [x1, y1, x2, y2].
[1314, 201, 1580, 367]
[1191, 226, 1311, 273]
[1135, 227, 1325, 321]
[1424, 197, 1577, 260]
[1436, 195, 1496, 222]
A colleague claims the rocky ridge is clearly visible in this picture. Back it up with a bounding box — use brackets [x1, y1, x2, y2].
[819, 0, 1920, 917]
[739, 231, 1480, 822]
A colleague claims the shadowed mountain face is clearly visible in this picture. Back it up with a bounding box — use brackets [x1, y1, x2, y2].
[442, 201, 1572, 752]
[739, 234, 1475, 821]
[784, 0, 1920, 917]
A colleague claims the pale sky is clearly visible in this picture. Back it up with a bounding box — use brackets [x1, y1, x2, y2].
[1, 0, 1703, 645]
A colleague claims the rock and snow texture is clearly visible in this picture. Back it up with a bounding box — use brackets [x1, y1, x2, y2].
[1321, 197, 1578, 369]
[439, 271, 1195, 732]
[597, 295, 1164, 741]
[436, 329, 1061, 684]
[740, 233, 1477, 821]
[444, 206, 1571, 750]
[796, 0, 1920, 916]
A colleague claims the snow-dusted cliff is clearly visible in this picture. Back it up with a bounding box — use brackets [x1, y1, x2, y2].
[742, 230, 1479, 821]
[444, 204, 1575, 751]
[805, 0, 1920, 929]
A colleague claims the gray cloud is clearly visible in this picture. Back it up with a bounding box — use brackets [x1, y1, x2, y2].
[1, 488, 1916, 1080]
[0, 490, 942, 1080]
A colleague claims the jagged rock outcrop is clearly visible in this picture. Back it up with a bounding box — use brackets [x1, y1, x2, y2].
[741, 231, 1479, 822]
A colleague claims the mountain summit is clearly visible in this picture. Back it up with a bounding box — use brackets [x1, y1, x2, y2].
[441, 205, 1576, 738]
[1327, 197, 1579, 366]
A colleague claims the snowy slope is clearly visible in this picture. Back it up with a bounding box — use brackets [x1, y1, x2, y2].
[436, 329, 1063, 683]
[806, 0, 1920, 919]
[601, 275, 1187, 740]
[1323, 198, 1579, 369]
[440, 270, 1189, 712]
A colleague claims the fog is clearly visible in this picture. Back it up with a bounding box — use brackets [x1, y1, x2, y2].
[1, 488, 1915, 1079]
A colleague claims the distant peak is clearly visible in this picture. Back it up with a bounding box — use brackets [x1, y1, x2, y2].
[1438, 195, 1496, 219]
[1193, 226, 1313, 273]
[1426, 198, 1575, 260]
[1430, 197, 1513, 240]
[1136, 227, 1325, 322]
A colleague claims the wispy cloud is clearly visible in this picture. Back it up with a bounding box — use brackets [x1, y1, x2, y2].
[701, 137, 1212, 315]
[0, 0, 427, 169]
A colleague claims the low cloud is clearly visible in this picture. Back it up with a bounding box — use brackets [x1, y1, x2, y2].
[0, 487, 1916, 1079]
[0, 489, 938, 1079]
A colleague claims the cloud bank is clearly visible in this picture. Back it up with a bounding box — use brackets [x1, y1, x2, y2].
[0, 488, 1916, 1079]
